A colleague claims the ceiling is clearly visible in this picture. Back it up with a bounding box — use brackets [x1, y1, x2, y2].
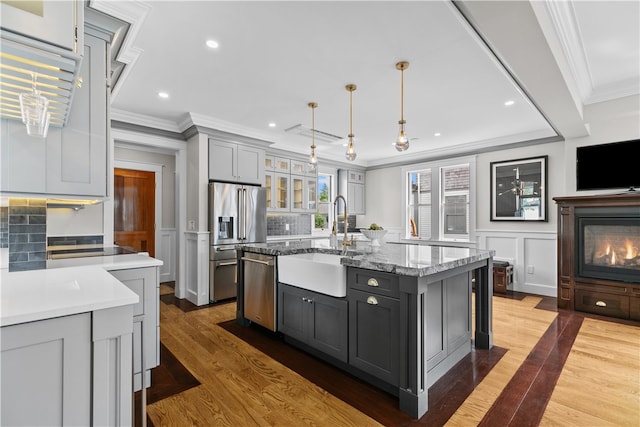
[102, 1, 639, 167]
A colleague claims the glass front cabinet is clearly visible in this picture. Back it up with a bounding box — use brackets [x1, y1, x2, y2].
[265, 155, 317, 213]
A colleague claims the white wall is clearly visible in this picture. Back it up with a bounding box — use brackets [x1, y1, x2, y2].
[364, 95, 640, 296]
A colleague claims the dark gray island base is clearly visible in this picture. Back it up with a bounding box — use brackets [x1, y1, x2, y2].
[237, 239, 494, 419]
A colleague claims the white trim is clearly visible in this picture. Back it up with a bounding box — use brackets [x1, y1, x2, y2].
[114, 160, 163, 261]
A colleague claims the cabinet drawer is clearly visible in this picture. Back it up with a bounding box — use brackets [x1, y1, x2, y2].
[348, 268, 399, 299]
[574, 289, 629, 319]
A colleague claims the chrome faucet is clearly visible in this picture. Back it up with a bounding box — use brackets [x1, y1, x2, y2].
[332, 195, 351, 247]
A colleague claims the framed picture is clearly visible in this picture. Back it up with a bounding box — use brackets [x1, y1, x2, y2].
[490, 155, 548, 221]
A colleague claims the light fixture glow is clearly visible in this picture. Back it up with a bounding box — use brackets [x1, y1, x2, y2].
[345, 84, 357, 161]
[308, 102, 318, 165]
[394, 61, 410, 152]
[504, 100, 515, 106]
[268, 122, 276, 128]
[206, 40, 219, 49]
[434, 132, 441, 137]
[158, 91, 169, 99]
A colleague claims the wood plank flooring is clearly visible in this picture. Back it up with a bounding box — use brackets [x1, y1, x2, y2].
[146, 283, 640, 426]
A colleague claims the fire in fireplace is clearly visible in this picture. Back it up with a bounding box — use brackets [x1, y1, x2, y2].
[576, 207, 640, 284]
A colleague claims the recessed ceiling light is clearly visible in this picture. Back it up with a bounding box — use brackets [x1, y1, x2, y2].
[206, 40, 219, 49]
[158, 91, 169, 99]
[434, 132, 441, 137]
[504, 100, 515, 106]
[268, 122, 276, 128]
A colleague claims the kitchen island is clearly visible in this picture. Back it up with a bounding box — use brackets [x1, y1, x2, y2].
[237, 239, 494, 419]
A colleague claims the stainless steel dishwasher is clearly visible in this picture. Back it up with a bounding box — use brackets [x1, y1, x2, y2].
[242, 252, 276, 331]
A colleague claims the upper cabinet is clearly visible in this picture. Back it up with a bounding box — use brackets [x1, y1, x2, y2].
[0, 31, 109, 197]
[264, 153, 317, 213]
[0, 0, 84, 54]
[209, 139, 265, 185]
[338, 169, 366, 215]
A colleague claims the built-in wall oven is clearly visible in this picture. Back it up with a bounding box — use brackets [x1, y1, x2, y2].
[209, 182, 267, 302]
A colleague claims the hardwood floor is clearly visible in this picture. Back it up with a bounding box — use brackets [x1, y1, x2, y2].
[147, 283, 640, 426]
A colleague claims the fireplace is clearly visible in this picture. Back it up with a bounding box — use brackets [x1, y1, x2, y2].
[576, 207, 640, 284]
[554, 194, 640, 321]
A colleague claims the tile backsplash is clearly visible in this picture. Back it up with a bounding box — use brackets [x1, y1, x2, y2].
[267, 214, 312, 236]
[8, 198, 47, 271]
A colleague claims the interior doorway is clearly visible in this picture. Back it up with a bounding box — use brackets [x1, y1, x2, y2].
[114, 167, 155, 257]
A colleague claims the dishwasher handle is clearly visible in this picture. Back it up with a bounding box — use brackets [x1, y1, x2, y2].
[241, 256, 274, 266]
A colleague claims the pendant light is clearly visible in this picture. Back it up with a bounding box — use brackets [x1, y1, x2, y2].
[19, 72, 51, 138]
[345, 84, 357, 161]
[394, 61, 409, 152]
[308, 102, 318, 164]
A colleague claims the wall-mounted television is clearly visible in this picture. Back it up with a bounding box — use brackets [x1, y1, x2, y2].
[576, 140, 640, 191]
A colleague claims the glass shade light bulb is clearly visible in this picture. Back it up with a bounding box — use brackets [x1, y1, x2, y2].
[309, 149, 317, 164]
[345, 140, 357, 161]
[394, 122, 409, 152]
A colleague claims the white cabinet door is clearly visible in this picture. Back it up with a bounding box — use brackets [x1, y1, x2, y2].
[0, 119, 46, 193]
[348, 183, 366, 215]
[209, 140, 264, 185]
[1, 313, 91, 426]
[273, 173, 290, 212]
[108, 266, 159, 391]
[209, 140, 236, 181]
[46, 33, 108, 197]
[237, 145, 264, 185]
[0, 33, 108, 197]
[0, 0, 83, 54]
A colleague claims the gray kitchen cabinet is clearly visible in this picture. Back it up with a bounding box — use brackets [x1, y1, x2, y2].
[347, 268, 399, 386]
[0, 32, 108, 197]
[338, 169, 366, 215]
[108, 266, 159, 391]
[1, 305, 134, 426]
[0, 0, 83, 54]
[209, 139, 265, 185]
[278, 283, 348, 363]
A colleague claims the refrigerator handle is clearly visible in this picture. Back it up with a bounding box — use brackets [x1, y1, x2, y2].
[242, 188, 248, 239]
[237, 188, 245, 240]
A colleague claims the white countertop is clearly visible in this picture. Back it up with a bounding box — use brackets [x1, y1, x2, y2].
[46, 253, 163, 270]
[1, 254, 163, 327]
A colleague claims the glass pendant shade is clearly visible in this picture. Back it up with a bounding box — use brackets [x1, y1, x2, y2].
[19, 73, 51, 138]
[309, 149, 317, 164]
[395, 122, 409, 152]
[345, 140, 357, 161]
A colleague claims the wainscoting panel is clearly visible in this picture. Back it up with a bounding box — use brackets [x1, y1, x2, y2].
[477, 230, 557, 296]
[157, 229, 176, 283]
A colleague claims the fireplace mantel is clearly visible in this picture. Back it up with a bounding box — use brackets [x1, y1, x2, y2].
[553, 193, 640, 320]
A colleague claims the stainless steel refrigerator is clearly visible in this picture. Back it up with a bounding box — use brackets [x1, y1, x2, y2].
[208, 182, 267, 302]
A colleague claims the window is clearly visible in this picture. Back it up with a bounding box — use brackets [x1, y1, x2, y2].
[315, 173, 333, 231]
[403, 157, 475, 242]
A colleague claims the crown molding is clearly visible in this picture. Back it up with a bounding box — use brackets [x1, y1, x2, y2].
[180, 113, 280, 144]
[88, 0, 151, 99]
[111, 108, 181, 133]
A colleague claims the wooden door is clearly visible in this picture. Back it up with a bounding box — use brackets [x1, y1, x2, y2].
[114, 168, 155, 257]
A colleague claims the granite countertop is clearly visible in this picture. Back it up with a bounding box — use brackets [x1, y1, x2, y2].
[2, 254, 163, 327]
[240, 238, 494, 277]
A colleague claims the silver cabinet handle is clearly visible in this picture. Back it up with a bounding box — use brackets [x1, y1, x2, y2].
[216, 261, 237, 267]
[595, 300, 607, 307]
[241, 257, 273, 266]
[366, 296, 378, 305]
[367, 278, 379, 287]
[302, 297, 308, 302]
[301, 297, 313, 303]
